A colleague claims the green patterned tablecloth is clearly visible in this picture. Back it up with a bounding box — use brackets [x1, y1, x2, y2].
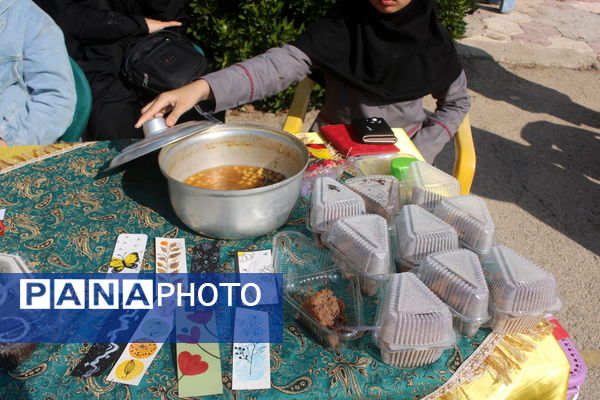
[0, 141, 489, 399]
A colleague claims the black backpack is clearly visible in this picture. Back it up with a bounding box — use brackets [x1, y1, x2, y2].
[122, 29, 210, 98]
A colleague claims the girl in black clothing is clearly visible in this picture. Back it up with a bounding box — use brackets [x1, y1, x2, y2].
[35, 0, 211, 140]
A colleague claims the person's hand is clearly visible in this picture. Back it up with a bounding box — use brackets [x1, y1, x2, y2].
[135, 79, 213, 128]
[144, 18, 182, 34]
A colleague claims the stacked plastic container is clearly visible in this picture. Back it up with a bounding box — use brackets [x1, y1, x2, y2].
[272, 231, 364, 349]
[393, 205, 459, 271]
[345, 175, 400, 222]
[309, 177, 366, 233]
[323, 214, 393, 296]
[418, 250, 490, 336]
[434, 195, 496, 255]
[480, 246, 561, 334]
[400, 161, 461, 211]
[373, 273, 455, 367]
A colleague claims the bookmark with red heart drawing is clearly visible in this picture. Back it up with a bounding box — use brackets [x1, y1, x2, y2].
[175, 241, 224, 397]
[176, 309, 223, 396]
[106, 238, 186, 386]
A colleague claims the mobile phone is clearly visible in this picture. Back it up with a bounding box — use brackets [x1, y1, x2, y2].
[350, 117, 397, 144]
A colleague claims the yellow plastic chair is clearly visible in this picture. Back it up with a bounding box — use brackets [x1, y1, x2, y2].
[282, 77, 476, 194]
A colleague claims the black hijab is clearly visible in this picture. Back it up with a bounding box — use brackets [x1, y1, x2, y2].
[292, 0, 463, 102]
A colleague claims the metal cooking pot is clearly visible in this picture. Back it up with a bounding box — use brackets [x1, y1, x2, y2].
[157, 123, 309, 239]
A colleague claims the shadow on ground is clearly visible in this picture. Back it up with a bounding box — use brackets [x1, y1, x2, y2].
[438, 120, 600, 256]
[436, 49, 600, 255]
[459, 45, 600, 129]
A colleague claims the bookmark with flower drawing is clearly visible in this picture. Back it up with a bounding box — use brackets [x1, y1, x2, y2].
[232, 250, 273, 390]
[176, 309, 223, 396]
[232, 307, 271, 390]
[175, 242, 224, 397]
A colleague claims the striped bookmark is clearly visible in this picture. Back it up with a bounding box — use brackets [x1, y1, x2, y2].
[175, 241, 224, 397]
[232, 250, 273, 390]
[106, 238, 186, 386]
[71, 233, 148, 377]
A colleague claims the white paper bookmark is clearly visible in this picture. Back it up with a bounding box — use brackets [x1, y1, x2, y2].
[237, 250, 278, 305]
[237, 250, 273, 273]
[232, 250, 273, 390]
[232, 308, 271, 390]
[108, 233, 148, 274]
[106, 238, 186, 386]
[71, 234, 148, 378]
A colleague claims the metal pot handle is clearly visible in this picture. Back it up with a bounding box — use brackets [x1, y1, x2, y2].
[143, 117, 169, 137]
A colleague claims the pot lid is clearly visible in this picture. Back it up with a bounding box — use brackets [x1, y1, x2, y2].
[106, 117, 218, 170]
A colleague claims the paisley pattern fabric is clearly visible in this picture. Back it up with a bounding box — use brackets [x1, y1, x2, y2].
[0, 141, 490, 399]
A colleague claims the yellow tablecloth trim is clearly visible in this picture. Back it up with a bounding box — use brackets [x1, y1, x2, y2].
[424, 321, 569, 400]
[0, 142, 92, 174]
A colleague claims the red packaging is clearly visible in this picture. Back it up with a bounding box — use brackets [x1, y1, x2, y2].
[320, 124, 400, 157]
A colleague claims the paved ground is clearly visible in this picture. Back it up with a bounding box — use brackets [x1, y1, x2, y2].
[460, 0, 600, 69]
[228, 1, 600, 397]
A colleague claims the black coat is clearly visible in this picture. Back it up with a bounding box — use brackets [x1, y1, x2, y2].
[34, 0, 188, 86]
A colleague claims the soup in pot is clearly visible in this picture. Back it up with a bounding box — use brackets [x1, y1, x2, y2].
[183, 165, 286, 190]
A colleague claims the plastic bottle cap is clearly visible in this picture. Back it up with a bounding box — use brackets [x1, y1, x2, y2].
[391, 157, 419, 180]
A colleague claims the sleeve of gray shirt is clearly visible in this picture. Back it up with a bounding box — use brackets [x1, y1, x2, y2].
[202, 44, 313, 113]
[411, 70, 471, 163]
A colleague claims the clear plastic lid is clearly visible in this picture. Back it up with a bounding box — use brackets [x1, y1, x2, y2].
[418, 250, 490, 323]
[322, 214, 392, 277]
[309, 177, 366, 233]
[344, 175, 400, 222]
[402, 161, 461, 211]
[433, 195, 496, 255]
[374, 273, 455, 350]
[0, 254, 32, 274]
[480, 246, 561, 316]
[348, 153, 406, 176]
[393, 205, 459, 268]
[272, 231, 364, 345]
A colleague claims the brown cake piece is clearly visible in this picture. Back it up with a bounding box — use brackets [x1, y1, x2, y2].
[300, 289, 346, 349]
[302, 288, 346, 329]
[0, 343, 37, 368]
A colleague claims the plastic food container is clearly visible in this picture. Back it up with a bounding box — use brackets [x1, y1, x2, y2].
[393, 205, 459, 271]
[322, 214, 393, 296]
[373, 272, 455, 367]
[344, 175, 400, 222]
[0, 254, 38, 367]
[349, 153, 410, 177]
[480, 246, 561, 334]
[400, 161, 461, 211]
[309, 176, 366, 233]
[433, 195, 496, 255]
[418, 250, 490, 336]
[272, 231, 364, 348]
[301, 165, 345, 198]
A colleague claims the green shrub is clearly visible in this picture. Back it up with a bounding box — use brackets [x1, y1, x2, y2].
[437, 0, 477, 40]
[187, 0, 472, 113]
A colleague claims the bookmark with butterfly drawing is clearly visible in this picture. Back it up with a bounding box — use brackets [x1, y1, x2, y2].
[106, 238, 186, 386]
[175, 241, 224, 397]
[71, 233, 148, 377]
